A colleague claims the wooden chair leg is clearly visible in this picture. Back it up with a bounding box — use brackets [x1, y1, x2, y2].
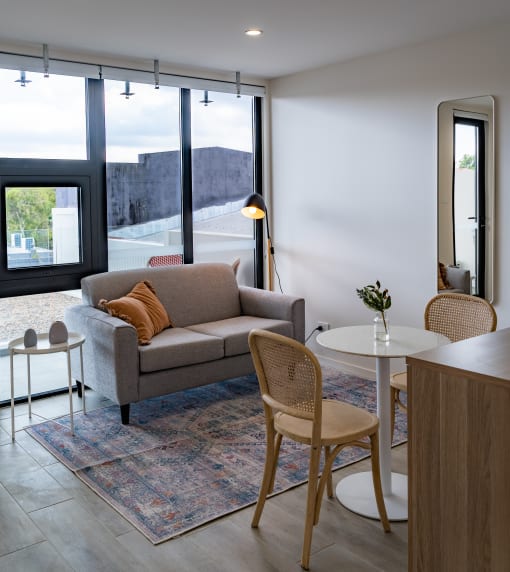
[301, 445, 321, 570]
[252, 427, 280, 528]
[268, 433, 282, 494]
[314, 444, 341, 525]
[369, 432, 391, 532]
[324, 445, 333, 498]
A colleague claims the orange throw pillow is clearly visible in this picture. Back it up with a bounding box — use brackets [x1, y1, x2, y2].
[438, 262, 450, 290]
[98, 280, 171, 345]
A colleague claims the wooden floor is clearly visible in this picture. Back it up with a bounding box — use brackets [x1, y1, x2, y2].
[0, 390, 408, 571]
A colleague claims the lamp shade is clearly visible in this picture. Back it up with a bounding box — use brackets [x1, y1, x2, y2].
[241, 193, 266, 220]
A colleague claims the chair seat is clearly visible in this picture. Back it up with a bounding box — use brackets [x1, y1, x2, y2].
[275, 399, 379, 446]
[390, 371, 407, 393]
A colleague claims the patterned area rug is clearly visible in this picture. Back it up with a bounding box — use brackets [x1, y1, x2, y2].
[26, 369, 407, 544]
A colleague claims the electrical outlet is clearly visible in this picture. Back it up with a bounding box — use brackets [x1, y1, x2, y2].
[317, 321, 330, 331]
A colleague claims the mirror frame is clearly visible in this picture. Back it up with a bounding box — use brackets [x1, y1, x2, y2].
[437, 95, 495, 302]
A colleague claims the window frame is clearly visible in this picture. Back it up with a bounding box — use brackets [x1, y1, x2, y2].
[0, 75, 264, 298]
[452, 116, 486, 298]
[0, 78, 107, 296]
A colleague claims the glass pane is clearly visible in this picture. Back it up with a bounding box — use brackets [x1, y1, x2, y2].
[5, 186, 81, 269]
[0, 290, 82, 402]
[190, 90, 256, 286]
[0, 69, 86, 159]
[454, 123, 477, 294]
[104, 81, 182, 271]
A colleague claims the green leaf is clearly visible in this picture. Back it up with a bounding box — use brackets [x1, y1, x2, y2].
[356, 280, 392, 313]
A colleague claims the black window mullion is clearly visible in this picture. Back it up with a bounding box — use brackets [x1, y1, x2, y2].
[85, 78, 108, 272]
[253, 96, 264, 289]
[476, 121, 486, 298]
[180, 89, 193, 264]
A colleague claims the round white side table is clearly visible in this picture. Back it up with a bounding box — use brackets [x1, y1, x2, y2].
[8, 332, 86, 442]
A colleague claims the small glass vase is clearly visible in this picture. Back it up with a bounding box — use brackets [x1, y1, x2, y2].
[374, 311, 390, 342]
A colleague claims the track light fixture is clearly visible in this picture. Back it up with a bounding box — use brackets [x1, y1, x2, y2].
[120, 81, 135, 99]
[200, 90, 213, 106]
[154, 59, 160, 89]
[15, 71, 31, 87]
[43, 44, 49, 77]
[236, 71, 241, 98]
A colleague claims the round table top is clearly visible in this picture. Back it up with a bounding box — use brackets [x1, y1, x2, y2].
[8, 332, 85, 354]
[316, 325, 449, 359]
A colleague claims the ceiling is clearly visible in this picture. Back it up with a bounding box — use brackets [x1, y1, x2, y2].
[1, 0, 510, 79]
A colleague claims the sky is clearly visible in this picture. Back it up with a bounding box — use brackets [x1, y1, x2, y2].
[455, 123, 476, 165]
[0, 69, 254, 163]
[1, 67, 476, 166]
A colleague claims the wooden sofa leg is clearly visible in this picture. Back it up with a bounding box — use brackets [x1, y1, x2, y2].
[120, 404, 130, 425]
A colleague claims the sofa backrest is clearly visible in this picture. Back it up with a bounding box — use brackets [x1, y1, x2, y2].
[81, 262, 241, 327]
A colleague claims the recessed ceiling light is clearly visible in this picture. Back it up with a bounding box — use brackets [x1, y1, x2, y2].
[245, 29, 263, 37]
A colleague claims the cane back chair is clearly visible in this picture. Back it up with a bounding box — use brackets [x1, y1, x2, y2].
[390, 292, 497, 440]
[248, 329, 390, 570]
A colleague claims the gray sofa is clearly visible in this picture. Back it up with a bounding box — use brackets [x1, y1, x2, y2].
[65, 262, 305, 424]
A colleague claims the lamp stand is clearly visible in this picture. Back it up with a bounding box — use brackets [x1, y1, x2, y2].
[267, 237, 273, 291]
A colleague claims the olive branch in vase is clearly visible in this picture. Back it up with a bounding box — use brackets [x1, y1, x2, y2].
[356, 280, 392, 334]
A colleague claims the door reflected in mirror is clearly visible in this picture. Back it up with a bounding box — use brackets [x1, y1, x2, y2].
[437, 96, 495, 301]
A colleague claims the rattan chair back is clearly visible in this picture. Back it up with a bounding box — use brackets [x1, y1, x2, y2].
[424, 292, 497, 342]
[248, 329, 322, 422]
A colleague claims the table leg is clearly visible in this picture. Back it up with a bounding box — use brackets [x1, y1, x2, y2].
[27, 354, 32, 419]
[10, 351, 15, 442]
[79, 344, 86, 415]
[376, 357, 391, 493]
[66, 350, 74, 435]
[335, 356, 408, 521]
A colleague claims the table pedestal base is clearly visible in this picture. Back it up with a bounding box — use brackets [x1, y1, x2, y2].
[336, 471, 408, 522]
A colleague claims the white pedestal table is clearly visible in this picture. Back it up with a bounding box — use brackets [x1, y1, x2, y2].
[316, 325, 448, 521]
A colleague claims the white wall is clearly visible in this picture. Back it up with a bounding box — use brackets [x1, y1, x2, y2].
[269, 21, 510, 375]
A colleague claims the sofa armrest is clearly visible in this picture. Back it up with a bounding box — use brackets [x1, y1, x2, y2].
[64, 305, 140, 405]
[238, 286, 305, 343]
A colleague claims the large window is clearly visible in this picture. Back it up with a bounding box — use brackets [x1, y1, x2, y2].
[104, 80, 182, 271]
[0, 62, 263, 404]
[0, 65, 263, 298]
[190, 90, 256, 285]
[0, 75, 106, 298]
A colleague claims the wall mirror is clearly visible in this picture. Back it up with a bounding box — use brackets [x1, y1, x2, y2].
[437, 95, 495, 302]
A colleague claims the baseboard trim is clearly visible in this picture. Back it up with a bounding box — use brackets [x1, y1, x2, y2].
[317, 354, 376, 381]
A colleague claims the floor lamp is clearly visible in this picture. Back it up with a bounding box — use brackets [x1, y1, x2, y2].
[241, 193, 274, 290]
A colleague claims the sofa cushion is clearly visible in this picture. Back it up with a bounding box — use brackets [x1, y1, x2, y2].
[98, 281, 171, 345]
[82, 263, 241, 327]
[188, 316, 294, 357]
[138, 327, 224, 373]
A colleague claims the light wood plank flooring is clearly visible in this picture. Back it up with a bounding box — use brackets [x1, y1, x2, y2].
[0, 388, 408, 571]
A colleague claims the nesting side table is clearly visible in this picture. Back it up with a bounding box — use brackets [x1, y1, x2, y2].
[9, 332, 86, 442]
